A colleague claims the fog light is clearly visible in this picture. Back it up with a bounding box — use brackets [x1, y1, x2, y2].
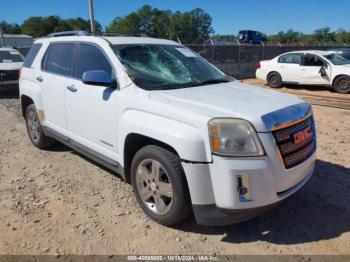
[237, 175, 251, 202]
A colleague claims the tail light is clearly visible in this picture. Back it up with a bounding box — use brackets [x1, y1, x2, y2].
[18, 67, 22, 78]
[256, 62, 261, 69]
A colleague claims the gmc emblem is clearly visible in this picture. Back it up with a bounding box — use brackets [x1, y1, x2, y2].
[293, 127, 313, 144]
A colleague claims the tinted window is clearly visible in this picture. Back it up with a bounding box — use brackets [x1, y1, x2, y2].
[341, 51, 350, 60]
[302, 55, 324, 66]
[278, 54, 302, 64]
[45, 43, 76, 76]
[23, 43, 42, 68]
[0, 50, 23, 63]
[74, 44, 112, 79]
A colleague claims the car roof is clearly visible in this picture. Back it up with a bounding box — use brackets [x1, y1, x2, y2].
[35, 35, 180, 46]
[282, 50, 336, 56]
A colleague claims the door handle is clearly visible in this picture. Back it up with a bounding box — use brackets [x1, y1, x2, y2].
[36, 76, 43, 82]
[67, 84, 77, 92]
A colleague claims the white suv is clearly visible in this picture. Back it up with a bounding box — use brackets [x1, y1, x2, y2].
[19, 31, 316, 226]
[256, 50, 350, 93]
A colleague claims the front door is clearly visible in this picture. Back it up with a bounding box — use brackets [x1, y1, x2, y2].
[299, 54, 331, 85]
[64, 43, 118, 160]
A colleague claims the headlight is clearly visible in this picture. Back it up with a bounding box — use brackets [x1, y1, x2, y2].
[208, 118, 265, 156]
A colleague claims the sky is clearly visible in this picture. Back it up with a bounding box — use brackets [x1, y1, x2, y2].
[0, 0, 349, 35]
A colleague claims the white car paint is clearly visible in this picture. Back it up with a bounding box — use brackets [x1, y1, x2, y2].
[256, 50, 350, 89]
[0, 47, 23, 87]
[19, 35, 316, 225]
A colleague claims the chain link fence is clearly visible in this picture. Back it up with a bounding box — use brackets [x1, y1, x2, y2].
[186, 43, 350, 79]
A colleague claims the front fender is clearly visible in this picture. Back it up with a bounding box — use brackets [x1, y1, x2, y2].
[120, 110, 212, 163]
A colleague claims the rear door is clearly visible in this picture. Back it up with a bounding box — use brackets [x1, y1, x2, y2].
[64, 43, 118, 160]
[299, 54, 331, 85]
[39, 42, 76, 134]
[276, 53, 302, 83]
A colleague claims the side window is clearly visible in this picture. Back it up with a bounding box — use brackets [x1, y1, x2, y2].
[23, 43, 42, 68]
[278, 54, 302, 64]
[302, 55, 325, 67]
[44, 43, 76, 76]
[73, 44, 112, 79]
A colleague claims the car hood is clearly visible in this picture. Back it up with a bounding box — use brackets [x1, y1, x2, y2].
[149, 81, 305, 132]
[0, 62, 23, 70]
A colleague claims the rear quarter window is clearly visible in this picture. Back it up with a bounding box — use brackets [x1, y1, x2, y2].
[23, 43, 42, 68]
[278, 53, 302, 64]
[42, 43, 76, 76]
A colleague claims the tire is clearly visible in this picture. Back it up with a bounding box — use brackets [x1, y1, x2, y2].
[333, 76, 350, 94]
[130, 145, 192, 226]
[267, 72, 283, 88]
[25, 104, 55, 149]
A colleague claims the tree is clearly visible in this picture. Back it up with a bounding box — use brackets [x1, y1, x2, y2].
[106, 5, 213, 43]
[0, 21, 22, 34]
[313, 27, 336, 43]
[21, 16, 102, 37]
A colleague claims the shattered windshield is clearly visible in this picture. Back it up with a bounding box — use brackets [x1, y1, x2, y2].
[323, 53, 350, 65]
[0, 50, 23, 63]
[113, 44, 230, 90]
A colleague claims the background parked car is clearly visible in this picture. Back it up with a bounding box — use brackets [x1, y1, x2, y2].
[329, 48, 350, 60]
[256, 50, 350, 93]
[0, 47, 23, 88]
[238, 30, 266, 44]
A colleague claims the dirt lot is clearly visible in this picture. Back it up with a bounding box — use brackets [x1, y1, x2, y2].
[242, 78, 349, 99]
[0, 87, 349, 255]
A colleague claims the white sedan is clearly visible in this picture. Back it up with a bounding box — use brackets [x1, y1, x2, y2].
[256, 50, 350, 93]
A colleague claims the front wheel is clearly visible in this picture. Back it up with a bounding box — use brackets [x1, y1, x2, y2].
[130, 145, 192, 226]
[333, 76, 350, 94]
[267, 72, 283, 88]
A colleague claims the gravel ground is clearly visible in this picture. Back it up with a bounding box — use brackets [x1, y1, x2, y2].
[0, 87, 349, 255]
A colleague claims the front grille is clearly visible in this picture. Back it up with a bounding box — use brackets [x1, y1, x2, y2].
[0, 70, 19, 81]
[272, 117, 316, 169]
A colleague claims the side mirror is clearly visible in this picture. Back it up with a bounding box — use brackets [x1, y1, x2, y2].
[82, 70, 116, 88]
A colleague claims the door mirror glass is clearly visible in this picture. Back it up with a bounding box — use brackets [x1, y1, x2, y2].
[82, 70, 116, 88]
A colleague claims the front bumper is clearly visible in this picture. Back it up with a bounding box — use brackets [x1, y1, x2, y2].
[191, 167, 313, 225]
[181, 134, 316, 225]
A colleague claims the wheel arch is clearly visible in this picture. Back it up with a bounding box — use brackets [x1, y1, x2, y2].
[21, 95, 35, 117]
[123, 133, 180, 183]
[332, 74, 350, 87]
[267, 71, 282, 81]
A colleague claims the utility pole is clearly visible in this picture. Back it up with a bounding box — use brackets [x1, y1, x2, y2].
[88, 0, 96, 34]
[0, 27, 4, 47]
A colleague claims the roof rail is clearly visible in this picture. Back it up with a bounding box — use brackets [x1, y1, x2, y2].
[97, 32, 149, 37]
[47, 30, 90, 38]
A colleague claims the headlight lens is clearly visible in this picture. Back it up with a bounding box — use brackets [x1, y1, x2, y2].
[208, 118, 265, 156]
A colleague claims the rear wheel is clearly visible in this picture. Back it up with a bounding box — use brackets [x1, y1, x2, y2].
[25, 104, 55, 149]
[267, 72, 283, 88]
[333, 76, 350, 94]
[130, 145, 192, 226]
